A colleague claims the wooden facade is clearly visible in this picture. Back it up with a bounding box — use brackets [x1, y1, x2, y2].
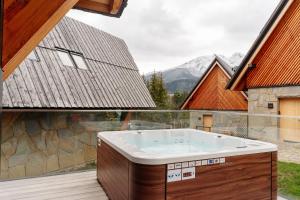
[1, 0, 127, 80]
[228, 0, 300, 91]
[181, 57, 247, 111]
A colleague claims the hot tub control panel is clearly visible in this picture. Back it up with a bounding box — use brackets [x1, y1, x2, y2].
[167, 157, 226, 182]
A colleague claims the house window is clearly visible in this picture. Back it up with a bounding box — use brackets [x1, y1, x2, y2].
[56, 48, 88, 70]
[71, 53, 88, 70]
[28, 50, 39, 61]
[57, 50, 74, 67]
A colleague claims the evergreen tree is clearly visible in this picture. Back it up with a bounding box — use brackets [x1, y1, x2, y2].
[172, 90, 189, 109]
[148, 72, 169, 109]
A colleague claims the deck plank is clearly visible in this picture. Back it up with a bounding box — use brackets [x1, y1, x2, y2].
[0, 171, 108, 200]
[0, 170, 286, 200]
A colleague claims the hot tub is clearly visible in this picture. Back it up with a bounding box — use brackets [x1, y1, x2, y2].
[97, 129, 277, 200]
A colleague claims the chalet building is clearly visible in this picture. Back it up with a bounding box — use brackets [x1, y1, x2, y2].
[227, 0, 300, 142]
[2, 0, 128, 79]
[181, 56, 248, 137]
[1, 17, 155, 180]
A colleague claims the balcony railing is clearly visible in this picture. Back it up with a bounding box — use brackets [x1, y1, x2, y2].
[1, 110, 299, 199]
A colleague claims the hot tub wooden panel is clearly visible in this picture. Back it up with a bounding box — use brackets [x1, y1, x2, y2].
[97, 142, 129, 200]
[129, 163, 166, 200]
[97, 142, 166, 200]
[167, 153, 274, 200]
[97, 140, 277, 200]
[272, 152, 278, 199]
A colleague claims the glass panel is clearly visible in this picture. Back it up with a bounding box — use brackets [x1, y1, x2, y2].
[57, 50, 74, 67]
[72, 54, 88, 70]
[0, 110, 299, 199]
[27, 50, 39, 61]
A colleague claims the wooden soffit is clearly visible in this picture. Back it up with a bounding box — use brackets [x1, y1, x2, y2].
[1, 0, 126, 80]
[75, 0, 126, 16]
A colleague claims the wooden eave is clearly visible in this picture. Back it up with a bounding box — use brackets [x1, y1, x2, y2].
[75, 0, 127, 17]
[227, 0, 292, 91]
[1, 0, 126, 81]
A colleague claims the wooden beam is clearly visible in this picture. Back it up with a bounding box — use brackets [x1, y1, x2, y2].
[75, 0, 110, 13]
[120, 112, 132, 131]
[75, 0, 124, 15]
[110, 0, 123, 14]
[2, 0, 79, 80]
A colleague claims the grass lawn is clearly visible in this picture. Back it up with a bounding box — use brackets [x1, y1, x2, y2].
[278, 161, 300, 199]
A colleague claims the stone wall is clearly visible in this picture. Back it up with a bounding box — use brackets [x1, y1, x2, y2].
[248, 86, 300, 142]
[0, 112, 113, 180]
[190, 111, 248, 138]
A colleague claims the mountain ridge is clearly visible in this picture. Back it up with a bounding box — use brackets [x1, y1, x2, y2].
[146, 53, 244, 93]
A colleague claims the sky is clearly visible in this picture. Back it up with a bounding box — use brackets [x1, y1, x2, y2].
[67, 0, 280, 74]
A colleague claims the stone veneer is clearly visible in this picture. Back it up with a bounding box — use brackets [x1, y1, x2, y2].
[190, 111, 248, 138]
[248, 86, 300, 142]
[0, 112, 114, 180]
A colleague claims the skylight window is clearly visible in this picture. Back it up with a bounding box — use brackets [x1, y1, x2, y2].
[56, 48, 88, 70]
[57, 50, 74, 67]
[71, 54, 88, 70]
[28, 50, 39, 61]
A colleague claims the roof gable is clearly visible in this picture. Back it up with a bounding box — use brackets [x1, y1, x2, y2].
[181, 57, 247, 111]
[3, 17, 155, 109]
[227, 0, 294, 90]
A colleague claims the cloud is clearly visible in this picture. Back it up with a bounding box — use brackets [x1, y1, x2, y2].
[68, 0, 280, 73]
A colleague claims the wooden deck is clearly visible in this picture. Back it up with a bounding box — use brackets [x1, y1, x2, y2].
[0, 171, 108, 200]
[0, 170, 287, 200]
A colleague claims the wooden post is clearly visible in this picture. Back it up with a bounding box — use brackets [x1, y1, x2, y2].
[0, 0, 3, 174]
[120, 112, 132, 131]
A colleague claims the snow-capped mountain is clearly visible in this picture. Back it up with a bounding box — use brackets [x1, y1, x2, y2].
[146, 53, 244, 93]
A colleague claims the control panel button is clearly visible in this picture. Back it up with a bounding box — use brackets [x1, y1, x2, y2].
[213, 158, 220, 164]
[182, 162, 189, 168]
[220, 158, 226, 163]
[175, 163, 182, 169]
[167, 169, 182, 182]
[168, 164, 175, 170]
[189, 161, 195, 167]
[195, 160, 202, 166]
[201, 160, 208, 166]
[208, 159, 215, 165]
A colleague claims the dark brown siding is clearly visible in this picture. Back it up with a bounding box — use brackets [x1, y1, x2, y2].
[184, 64, 248, 111]
[167, 153, 273, 200]
[246, 1, 300, 88]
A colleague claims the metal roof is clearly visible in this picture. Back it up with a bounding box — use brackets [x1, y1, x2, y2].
[3, 17, 155, 109]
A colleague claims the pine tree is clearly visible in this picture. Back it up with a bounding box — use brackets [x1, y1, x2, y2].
[172, 90, 189, 109]
[148, 72, 169, 109]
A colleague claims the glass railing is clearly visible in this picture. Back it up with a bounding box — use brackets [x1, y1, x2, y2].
[1, 110, 299, 199]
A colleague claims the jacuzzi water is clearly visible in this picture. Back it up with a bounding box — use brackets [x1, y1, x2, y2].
[124, 131, 246, 154]
[98, 129, 277, 165]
